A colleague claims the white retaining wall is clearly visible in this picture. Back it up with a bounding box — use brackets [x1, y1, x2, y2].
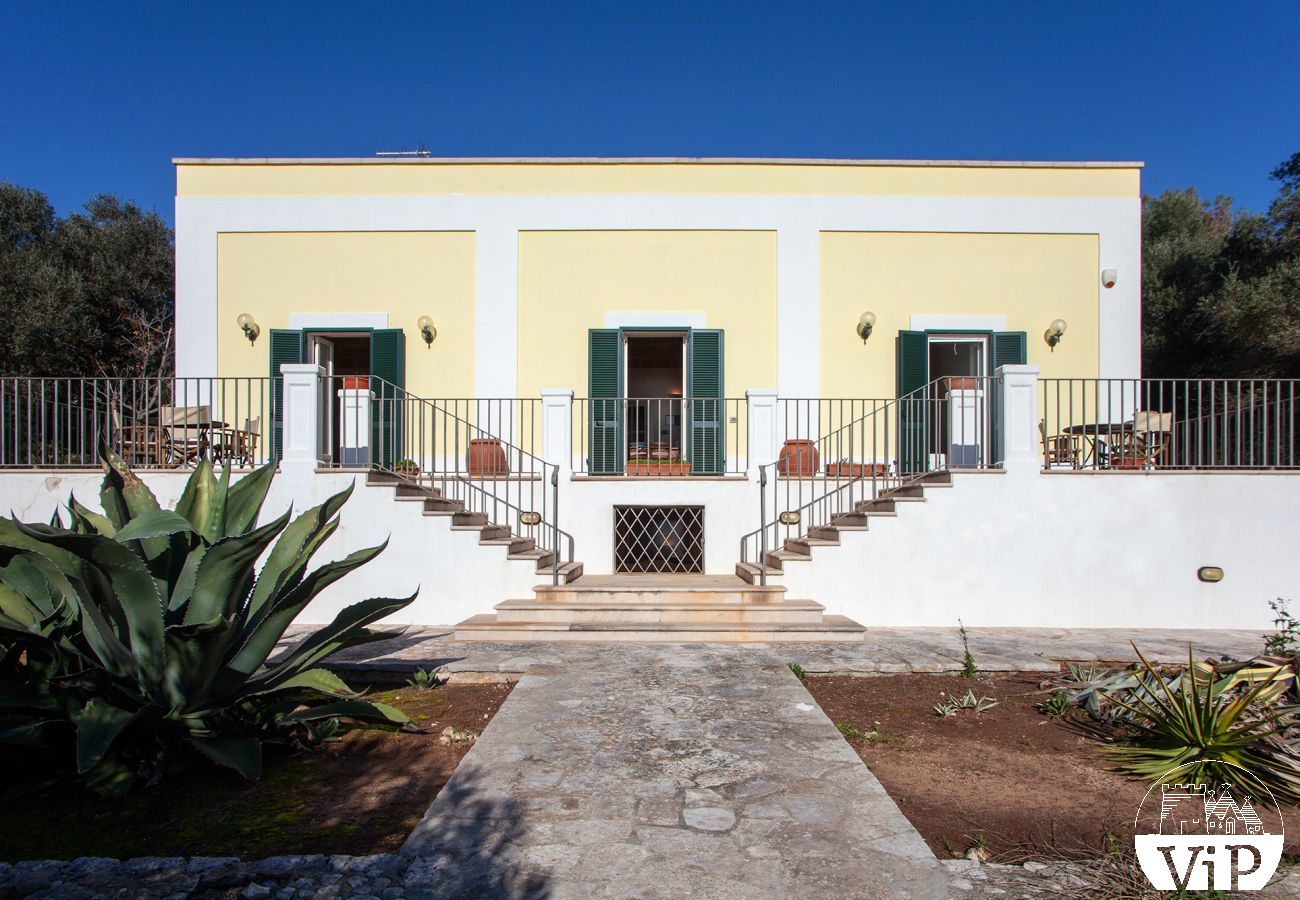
[777, 470, 1300, 630]
[563, 477, 758, 575]
[0, 469, 539, 626]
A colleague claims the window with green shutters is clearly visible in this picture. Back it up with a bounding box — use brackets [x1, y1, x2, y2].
[268, 329, 306, 460]
[588, 329, 623, 474]
[895, 330, 930, 474]
[989, 331, 1027, 463]
[369, 329, 406, 468]
[687, 329, 725, 475]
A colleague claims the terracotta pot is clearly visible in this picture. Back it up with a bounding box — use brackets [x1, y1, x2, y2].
[945, 377, 978, 391]
[824, 462, 886, 478]
[777, 439, 819, 477]
[627, 462, 691, 477]
[467, 438, 509, 476]
[342, 376, 370, 390]
[1110, 457, 1146, 470]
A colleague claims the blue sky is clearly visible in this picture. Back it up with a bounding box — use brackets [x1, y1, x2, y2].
[3, 1, 1297, 223]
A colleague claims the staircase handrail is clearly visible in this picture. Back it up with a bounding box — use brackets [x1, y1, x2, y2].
[359, 377, 573, 584]
[740, 377, 989, 584]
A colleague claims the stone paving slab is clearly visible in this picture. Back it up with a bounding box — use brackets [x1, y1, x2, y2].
[401, 644, 949, 898]
[279, 625, 1265, 680]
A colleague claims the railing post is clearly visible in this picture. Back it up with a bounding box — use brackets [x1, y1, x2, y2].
[996, 364, 1040, 477]
[746, 389, 780, 477]
[280, 363, 326, 473]
[759, 465, 768, 586]
[541, 388, 575, 475]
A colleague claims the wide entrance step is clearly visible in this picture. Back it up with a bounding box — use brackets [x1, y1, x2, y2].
[453, 574, 867, 642]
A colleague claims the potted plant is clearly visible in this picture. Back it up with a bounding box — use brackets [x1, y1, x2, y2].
[777, 439, 819, 476]
[824, 460, 887, 478]
[393, 458, 420, 478]
[467, 438, 509, 476]
[627, 457, 692, 476]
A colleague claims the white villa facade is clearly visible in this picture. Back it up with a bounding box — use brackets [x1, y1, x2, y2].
[1, 157, 1295, 636]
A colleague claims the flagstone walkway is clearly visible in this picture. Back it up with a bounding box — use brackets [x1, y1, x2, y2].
[399, 643, 949, 898]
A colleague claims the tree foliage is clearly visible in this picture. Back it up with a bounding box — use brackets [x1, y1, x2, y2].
[1143, 155, 1300, 378]
[0, 183, 173, 379]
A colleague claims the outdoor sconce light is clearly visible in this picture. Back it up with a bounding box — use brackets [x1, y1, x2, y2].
[1044, 319, 1068, 351]
[1198, 566, 1224, 583]
[1101, 268, 1118, 289]
[417, 316, 437, 347]
[779, 510, 801, 526]
[520, 511, 542, 526]
[236, 313, 260, 346]
[856, 311, 877, 343]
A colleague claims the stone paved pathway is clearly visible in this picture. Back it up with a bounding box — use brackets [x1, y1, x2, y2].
[400, 644, 949, 898]
[285, 625, 1264, 682]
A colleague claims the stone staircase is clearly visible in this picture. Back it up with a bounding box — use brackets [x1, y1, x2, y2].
[453, 574, 867, 642]
[735, 471, 953, 584]
[366, 472, 584, 584]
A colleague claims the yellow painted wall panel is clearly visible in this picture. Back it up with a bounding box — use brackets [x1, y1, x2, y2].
[516, 231, 777, 398]
[178, 162, 1139, 198]
[216, 231, 475, 396]
[819, 232, 1100, 396]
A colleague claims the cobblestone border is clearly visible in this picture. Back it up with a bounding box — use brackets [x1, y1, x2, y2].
[0, 853, 473, 899]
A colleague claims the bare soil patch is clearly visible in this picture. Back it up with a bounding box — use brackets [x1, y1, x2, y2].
[0, 681, 513, 861]
[803, 671, 1300, 861]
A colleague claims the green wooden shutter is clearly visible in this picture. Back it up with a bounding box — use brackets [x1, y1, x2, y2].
[687, 329, 724, 475]
[896, 330, 929, 474]
[369, 329, 406, 468]
[269, 329, 305, 460]
[989, 331, 1027, 464]
[588, 329, 623, 474]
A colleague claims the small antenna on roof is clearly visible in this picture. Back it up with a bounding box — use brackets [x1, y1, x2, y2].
[376, 140, 431, 158]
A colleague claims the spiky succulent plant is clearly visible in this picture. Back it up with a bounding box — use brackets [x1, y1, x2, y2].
[0, 446, 414, 794]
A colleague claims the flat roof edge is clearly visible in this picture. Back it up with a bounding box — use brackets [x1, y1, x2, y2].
[171, 156, 1144, 169]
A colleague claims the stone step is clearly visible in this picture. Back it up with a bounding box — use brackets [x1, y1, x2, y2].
[453, 614, 868, 643]
[394, 484, 443, 501]
[533, 580, 788, 605]
[785, 536, 840, 556]
[422, 498, 465, 514]
[735, 561, 782, 584]
[493, 598, 827, 626]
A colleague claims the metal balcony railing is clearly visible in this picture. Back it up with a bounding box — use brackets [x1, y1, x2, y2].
[0, 376, 275, 469]
[1040, 378, 1300, 471]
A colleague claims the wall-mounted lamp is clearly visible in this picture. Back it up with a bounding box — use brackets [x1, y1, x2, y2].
[1043, 318, 1068, 352]
[856, 311, 877, 343]
[236, 313, 260, 345]
[417, 316, 437, 347]
[1101, 268, 1118, 289]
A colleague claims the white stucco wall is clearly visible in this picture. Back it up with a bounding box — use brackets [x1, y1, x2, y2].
[776, 471, 1300, 630]
[562, 477, 758, 575]
[0, 470, 539, 627]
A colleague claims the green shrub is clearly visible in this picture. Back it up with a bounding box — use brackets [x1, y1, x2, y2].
[787, 662, 807, 680]
[0, 447, 415, 795]
[1101, 646, 1300, 803]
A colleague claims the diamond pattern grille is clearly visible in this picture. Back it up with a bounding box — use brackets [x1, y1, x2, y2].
[614, 505, 704, 573]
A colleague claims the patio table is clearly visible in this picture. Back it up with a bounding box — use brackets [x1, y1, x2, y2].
[1062, 422, 1132, 469]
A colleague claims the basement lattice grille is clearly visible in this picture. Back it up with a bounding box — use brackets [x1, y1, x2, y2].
[614, 505, 704, 574]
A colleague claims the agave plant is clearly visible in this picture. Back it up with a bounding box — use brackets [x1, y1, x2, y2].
[0, 447, 415, 794]
[1101, 645, 1300, 803]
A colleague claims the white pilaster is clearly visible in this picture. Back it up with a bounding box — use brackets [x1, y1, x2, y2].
[776, 226, 820, 397]
[280, 363, 325, 472]
[541, 389, 575, 473]
[474, 226, 519, 397]
[746, 389, 780, 475]
[996, 364, 1040, 476]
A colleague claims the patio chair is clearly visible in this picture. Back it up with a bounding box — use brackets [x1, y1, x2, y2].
[110, 406, 166, 467]
[212, 417, 261, 467]
[1112, 411, 1173, 469]
[1039, 420, 1082, 469]
[159, 405, 211, 467]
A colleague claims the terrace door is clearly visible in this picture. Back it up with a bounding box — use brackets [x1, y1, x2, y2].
[686, 329, 725, 475]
